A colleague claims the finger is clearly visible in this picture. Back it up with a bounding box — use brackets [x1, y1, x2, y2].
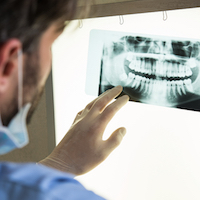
[99, 95, 129, 128]
[84, 88, 112, 111]
[90, 85, 123, 114]
[75, 87, 115, 122]
[103, 127, 126, 154]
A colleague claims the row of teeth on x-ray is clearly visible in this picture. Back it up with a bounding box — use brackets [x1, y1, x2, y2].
[119, 37, 200, 100]
[123, 52, 195, 97]
[126, 53, 192, 78]
[123, 72, 193, 97]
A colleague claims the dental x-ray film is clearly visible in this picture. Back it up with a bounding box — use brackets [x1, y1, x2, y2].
[86, 29, 200, 112]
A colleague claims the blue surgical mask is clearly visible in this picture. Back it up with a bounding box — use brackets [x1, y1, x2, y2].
[0, 49, 31, 155]
[0, 103, 31, 155]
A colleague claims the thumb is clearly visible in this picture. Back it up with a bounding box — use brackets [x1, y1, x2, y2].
[104, 127, 126, 153]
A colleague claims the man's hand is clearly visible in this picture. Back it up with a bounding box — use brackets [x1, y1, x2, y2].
[39, 86, 129, 175]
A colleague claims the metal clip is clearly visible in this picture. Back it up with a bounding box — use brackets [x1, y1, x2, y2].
[119, 15, 124, 25]
[163, 11, 168, 21]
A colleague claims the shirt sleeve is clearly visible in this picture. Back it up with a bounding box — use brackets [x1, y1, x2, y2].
[0, 162, 106, 200]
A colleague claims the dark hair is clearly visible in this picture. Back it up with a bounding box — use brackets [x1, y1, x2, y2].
[0, 0, 89, 52]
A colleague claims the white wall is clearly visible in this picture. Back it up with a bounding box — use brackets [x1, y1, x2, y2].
[52, 8, 200, 200]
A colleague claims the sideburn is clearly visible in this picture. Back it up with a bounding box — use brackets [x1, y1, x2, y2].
[26, 86, 45, 124]
[23, 51, 42, 125]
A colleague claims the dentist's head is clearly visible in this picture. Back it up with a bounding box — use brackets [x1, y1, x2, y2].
[0, 0, 89, 154]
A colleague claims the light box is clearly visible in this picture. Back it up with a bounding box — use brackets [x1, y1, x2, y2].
[52, 7, 200, 200]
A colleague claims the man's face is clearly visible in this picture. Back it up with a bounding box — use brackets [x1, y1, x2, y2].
[1, 22, 63, 126]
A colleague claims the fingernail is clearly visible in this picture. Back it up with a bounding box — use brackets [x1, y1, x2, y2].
[120, 95, 130, 101]
[124, 95, 130, 101]
[120, 128, 126, 137]
[114, 85, 122, 90]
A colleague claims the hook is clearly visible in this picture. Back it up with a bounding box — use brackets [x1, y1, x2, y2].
[79, 20, 83, 28]
[119, 15, 124, 25]
[163, 11, 168, 21]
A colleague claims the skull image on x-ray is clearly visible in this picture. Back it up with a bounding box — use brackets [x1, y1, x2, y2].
[100, 34, 200, 110]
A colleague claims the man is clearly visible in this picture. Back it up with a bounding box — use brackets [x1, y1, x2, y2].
[0, 0, 129, 199]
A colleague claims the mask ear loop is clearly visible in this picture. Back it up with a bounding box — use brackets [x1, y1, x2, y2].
[18, 49, 23, 111]
[0, 49, 23, 126]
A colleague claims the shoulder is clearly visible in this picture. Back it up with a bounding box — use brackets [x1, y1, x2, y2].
[0, 162, 105, 200]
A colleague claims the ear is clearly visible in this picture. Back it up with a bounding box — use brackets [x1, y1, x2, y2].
[0, 39, 22, 94]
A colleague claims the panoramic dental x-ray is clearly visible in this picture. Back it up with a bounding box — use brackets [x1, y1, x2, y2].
[98, 31, 200, 111]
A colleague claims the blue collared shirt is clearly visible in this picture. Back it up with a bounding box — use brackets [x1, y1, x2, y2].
[0, 162, 105, 200]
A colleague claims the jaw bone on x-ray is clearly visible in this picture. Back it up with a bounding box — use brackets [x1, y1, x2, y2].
[100, 32, 200, 111]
